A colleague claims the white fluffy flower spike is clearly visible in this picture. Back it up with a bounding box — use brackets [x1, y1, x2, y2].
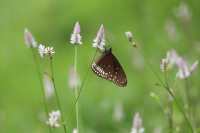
[161, 49, 198, 79]
[113, 103, 124, 122]
[72, 128, 78, 133]
[38, 44, 55, 58]
[93, 24, 106, 51]
[176, 58, 198, 79]
[160, 49, 179, 72]
[45, 47, 55, 57]
[46, 110, 61, 128]
[68, 67, 81, 89]
[43, 73, 54, 99]
[175, 2, 192, 22]
[38, 44, 46, 58]
[130, 112, 144, 133]
[70, 22, 82, 45]
[24, 28, 37, 48]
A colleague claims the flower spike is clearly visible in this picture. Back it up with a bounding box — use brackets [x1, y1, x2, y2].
[70, 22, 82, 45]
[93, 24, 106, 51]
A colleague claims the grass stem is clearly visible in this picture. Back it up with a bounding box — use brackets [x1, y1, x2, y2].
[164, 84, 193, 133]
[74, 49, 98, 105]
[30, 48, 52, 133]
[164, 72, 173, 133]
[135, 46, 194, 132]
[49, 57, 67, 133]
[184, 78, 196, 132]
[74, 46, 79, 131]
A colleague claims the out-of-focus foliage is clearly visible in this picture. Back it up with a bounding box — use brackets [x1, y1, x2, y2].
[0, 0, 200, 132]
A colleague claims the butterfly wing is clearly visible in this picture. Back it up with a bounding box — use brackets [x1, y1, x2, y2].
[91, 50, 127, 87]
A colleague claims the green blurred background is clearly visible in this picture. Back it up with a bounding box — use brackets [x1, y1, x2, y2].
[0, 0, 200, 132]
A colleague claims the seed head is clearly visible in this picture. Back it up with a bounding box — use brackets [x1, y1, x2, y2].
[175, 2, 192, 22]
[24, 28, 37, 48]
[46, 110, 61, 128]
[43, 73, 54, 99]
[130, 112, 144, 133]
[70, 22, 82, 45]
[68, 67, 81, 89]
[176, 58, 198, 79]
[93, 24, 106, 51]
[38, 44, 55, 58]
[72, 128, 78, 133]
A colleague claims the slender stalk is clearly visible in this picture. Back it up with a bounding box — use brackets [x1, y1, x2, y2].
[164, 84, 193, 132]
[49, 57, 67, 133]
[30, 48, 52, 133]
[164, 72, 173, 133]
[178, 1, 196, 130]
[68, 49, 98, 128]
[74, 49, 98, 105]
[184, 78, 196, 131]
[74, 46, 79, 130]
[184, 78, 191, 114]
[135, 46, 193, 132]
[152, 66, 193, 132]
[168, 97, 173, 133]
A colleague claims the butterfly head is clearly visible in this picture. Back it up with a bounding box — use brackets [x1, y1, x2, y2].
[104, 47, 112, 54]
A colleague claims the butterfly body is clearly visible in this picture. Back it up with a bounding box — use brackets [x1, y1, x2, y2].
[91, 49, 127, 87]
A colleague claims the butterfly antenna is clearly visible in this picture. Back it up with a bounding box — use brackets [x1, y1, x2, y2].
[74, 49, 98, 105]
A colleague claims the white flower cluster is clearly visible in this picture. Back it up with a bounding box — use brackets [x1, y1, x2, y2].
[93, 24, 106, 51]
[130, 112, 144, 133]
[38, 44, 55, 58]
[160, 49, 198, 79]
[68, 67, 81, 89]
[24, 28, 55, 59]
[175, 2, 192, 22]
[46, 110, 61, 128]
[72, 128, 78, 133]
[160, 50, 178, 72]
[24, 28, 37, 48]
[176, 58, 198, 79]
[43, 73, 54, 99]
[70, 22, 82, 45]
[113, 103, 124, 122]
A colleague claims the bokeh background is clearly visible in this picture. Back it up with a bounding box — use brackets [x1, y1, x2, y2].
[0, 0, 200, 132]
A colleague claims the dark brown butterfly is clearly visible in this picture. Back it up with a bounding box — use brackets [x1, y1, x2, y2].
[91, 48, 127, 87]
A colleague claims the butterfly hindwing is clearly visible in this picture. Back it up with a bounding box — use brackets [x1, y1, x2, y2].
[92, 49, 127, 87]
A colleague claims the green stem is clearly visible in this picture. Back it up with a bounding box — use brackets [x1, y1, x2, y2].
[168, 97, 173, 133]
[133, 39, 193, 132]
[143, 56, 192, 131]
[74, 49, 98, 105]
[164, 72, 173, 133]
[30, 48, 52, 133]
[184, 78, 196, 131]
[164, 85, 194, 133]
[139, 49, 193, 132]
[74, 46, 79, 131]
[49, 57, 67, 133]
[184, 78, 191, 113]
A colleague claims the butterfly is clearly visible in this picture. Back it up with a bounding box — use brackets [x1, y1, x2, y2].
[91, 48, 127, 87]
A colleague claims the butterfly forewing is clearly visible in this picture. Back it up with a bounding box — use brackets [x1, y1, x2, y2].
[92, 50, 127, 87]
